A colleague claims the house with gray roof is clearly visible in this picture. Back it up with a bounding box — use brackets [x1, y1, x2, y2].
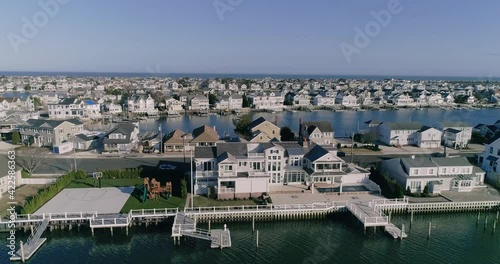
[300, 121, 335, 146]
[381, 155, 485, 194]
[478, 135, 500, 182]
[378, 122, 441, 148]
[103, 123, 139, 153]
[194, 142, 371, 199]
[0, 155, 22, 198]
[18, 118, 83, 147]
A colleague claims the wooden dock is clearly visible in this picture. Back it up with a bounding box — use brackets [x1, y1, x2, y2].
[10, 218, 50, 261]
[384, 223, 408, 239]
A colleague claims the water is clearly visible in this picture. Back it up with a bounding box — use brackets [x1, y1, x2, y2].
[143, 108, 500, 138]
[1, 71, 499, 81]
[2, 212, 500, 263]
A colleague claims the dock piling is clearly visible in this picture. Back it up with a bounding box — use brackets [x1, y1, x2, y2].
[477, 212, 481, 225]
[410, 211, 414, 227]
[208, 220, 211, 232]
[497, 211, 499, 221]
[400, 224, 405, 241]
[427, 222, 431, 239]
[256, 230, 259, 248]
[485, 216, 488, 230]
[252, 216, 255, 232]
[493, 220, 497, 234]
[20, 240, 25, 263]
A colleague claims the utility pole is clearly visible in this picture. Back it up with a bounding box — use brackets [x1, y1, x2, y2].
[190, 149, 194, 208]
[351, 131, 354, 164]
[159, 125, 162, 154]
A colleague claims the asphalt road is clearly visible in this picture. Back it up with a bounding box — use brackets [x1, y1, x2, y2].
[34, 152, 479, 174]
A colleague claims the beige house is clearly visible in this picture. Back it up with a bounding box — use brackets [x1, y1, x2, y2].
[248, 117, 281, 142]
[18, 119, 84, 147]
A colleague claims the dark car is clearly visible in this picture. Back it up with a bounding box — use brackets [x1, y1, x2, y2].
[337, 151, 346, 157]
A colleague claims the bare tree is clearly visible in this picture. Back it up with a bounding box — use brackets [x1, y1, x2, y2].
[16, 148, 48, 176]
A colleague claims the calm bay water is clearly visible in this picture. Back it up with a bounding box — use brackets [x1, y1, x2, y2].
[2, 212, 500, 264]
[143, 108, 500, 138]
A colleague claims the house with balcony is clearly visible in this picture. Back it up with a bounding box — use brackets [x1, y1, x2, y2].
[312, 94, 335, 107]
[18, 118, 84, 147]
[188, 95, 209, 111]
[441, 122, 472, 149]
[382, 156, 485, 194]
[193, 142, 371, 199]
[248, 92, 284, 111]
[228, 94, 243, 110]
[300, 121, 334, 146]
[478, 136, 500, 182]
[102, 123, 139, 153]
[127, 94, 158, 115]
[335, 93, 359, 108]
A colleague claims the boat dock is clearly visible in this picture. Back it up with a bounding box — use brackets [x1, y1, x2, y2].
[346, 198, 409, 239]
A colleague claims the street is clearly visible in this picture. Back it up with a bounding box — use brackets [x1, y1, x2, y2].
[33, 152, 479, 175]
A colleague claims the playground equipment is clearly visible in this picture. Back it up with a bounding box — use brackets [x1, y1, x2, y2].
[92, 172, 103, 188]
[142, 177, 172, 201]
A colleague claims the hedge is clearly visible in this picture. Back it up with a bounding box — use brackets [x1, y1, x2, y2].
[21, 170, 87, 214]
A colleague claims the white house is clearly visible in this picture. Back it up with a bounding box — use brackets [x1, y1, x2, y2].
[378, 122, 422, 146]
[478, 136, 500, 182]
[382, 156, 485, 194]
[104, 103, 123, 114]
[189, 95, 209, 111]
[393, 94, 416, 107]
[248, 92, 284, 111]
[441, 122, 472, 149]
[416, 126, 443, 148]
[335, 93, 358, 107]
[165, 98, 184, 114]
[103, 123, 140, 153]
[300, 121, 334, 146]
[228, 94, 243, 110]
[127, 94, 158, 115]
[312, 95, 335, 107]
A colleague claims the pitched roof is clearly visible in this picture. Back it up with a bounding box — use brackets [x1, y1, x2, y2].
[431, 157, 470, 167]
[217, 152, 237, 163]
[163, 129, 191, 144]
[385, 122, 422, 130]
[441, 122, 470, 128]
[249, 117, 267, 130]
[191, 125, 218, 142]
[22, 118, 82, 129]
[195, 146, 217, 159]
[304, 145, 329, 162]
[103, 123, 136, 144]
[365, 120, 382, 125]
[303, 121, 334, 133]
[216, 143, 248, 156]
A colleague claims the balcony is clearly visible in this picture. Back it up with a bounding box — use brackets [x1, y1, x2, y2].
[196, 171, 217, 177]
[247, 152, 265, 157]
[219, 171, 236, 177]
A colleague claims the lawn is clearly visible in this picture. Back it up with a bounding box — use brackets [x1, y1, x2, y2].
[120, 193, 185, 213]
[66, 178, 143, 188]
[193, 196, 258, 207]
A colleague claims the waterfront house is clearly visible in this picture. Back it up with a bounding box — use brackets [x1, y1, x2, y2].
[335, 93, 359, 108]
[248, 92, 284, 111]
[248, 117, 281, 142]
[440, 122, 472, 149]
[478, 135, 500, 182]
[299, 121, 335, 146]
[228, 94, 243, 110]
[102, 123, 140, 153]
[292, 94, 311, 107]
[377, 122, 422, 146]
[416, 126, 442, 148]
[0, 115, 25, 140]
[104, 102, 123, 114]
[190, 125, 219, 147]
[165, 98, 184, 114]
[214, 96, 230, 110]
[49, 98, 101, 119]
[18, 118, 84, 147]
[163, 129, 193, 152]
[312, 94, 335, 107]
[0, 155, 22, 198]
[194, 142, 371, 199]
[127, 94, 158, 115]
[188, 94, 210, 111]
[381, 156, 485, 194]
[393, 94, 416, 107]
[73, 133, 101, 150]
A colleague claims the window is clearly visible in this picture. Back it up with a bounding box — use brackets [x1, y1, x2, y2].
[443, 168, 447, 173]
[497, 149, 500, 156]
[414, 169, 418, 175]
[491, 147, 494, 154]
[252, 162, 261, 170]
[429, 169, 434, 174]
[223, 165, 233, 171]
[203, 162, 212, 171]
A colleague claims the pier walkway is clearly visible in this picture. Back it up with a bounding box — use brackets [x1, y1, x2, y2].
[171, 212, 231, 248]
[10, 218, 49, 261]
[346, 197, 409, 239]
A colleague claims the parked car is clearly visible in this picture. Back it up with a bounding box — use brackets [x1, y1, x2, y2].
[337, 151, 346, 157]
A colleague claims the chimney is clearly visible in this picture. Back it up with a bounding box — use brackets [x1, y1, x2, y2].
[275, 115, 279, 126]
[298, 118, 303, 143]
[302, 137, 308, 149]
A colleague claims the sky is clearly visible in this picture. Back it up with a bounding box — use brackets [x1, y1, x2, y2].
[1, 0, 499, 77]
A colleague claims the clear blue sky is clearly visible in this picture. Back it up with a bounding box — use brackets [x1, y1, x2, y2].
[1, 0, 499, 77]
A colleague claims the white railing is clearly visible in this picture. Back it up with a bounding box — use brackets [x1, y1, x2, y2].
[130, 208, 178, 217]
[370, 197, 409, 208]
[218, 187, 235, 194]
[364, 216, 388, 224]
[2, 211, 98, 223]
[19, 178, 57, 185]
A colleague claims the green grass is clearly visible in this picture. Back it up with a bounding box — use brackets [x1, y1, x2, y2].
[120, 194, 185, 213]
[193, 196, 258, 207]
[66, 178, 143, 188]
